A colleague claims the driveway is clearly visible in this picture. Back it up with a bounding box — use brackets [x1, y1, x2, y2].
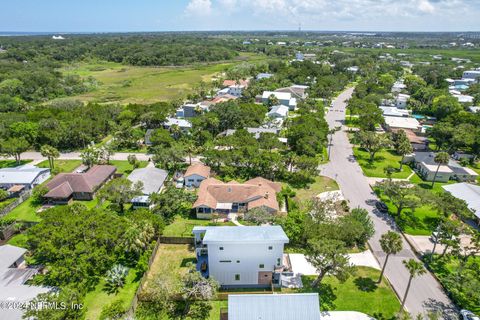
[289, 251, 380, 276]
[319, 88, 455, 318]
[406, 234, 477, 256]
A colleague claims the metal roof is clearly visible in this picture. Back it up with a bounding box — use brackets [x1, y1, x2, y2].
[443, 183, 480, 219]
[198, 226, 289, 244]
[0, 165, 50, 185]
[127, 167, 168, 194]
[228, 293, 320, 320]
[0, 245, 26, 270]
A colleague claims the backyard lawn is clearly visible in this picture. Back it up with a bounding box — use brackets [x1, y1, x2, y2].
[285, 267, 401, 319]
[142, 244, 196, 292]
[291, 176, 339, 202]
[7, 233, 29, 248]
[84, 268, 141, 320]
[37, 159, 82, 174]
[2, 197, 41, 222]
[353, 148, 413, 179]
[163, 215, 236, 237]
[110, 160, 148, 175]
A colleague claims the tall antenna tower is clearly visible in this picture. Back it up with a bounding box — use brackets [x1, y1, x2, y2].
[298, 22, 302, 32]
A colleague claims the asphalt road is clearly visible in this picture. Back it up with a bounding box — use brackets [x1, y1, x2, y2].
[319, 88, 456, 318]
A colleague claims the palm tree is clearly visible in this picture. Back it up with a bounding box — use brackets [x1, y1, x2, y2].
[400, 259, 426, 314]
[396, 138, 412, 171]
[40, 145, 60, 170]
[431, 152, 450, 188]
[378, 231, 403, 283]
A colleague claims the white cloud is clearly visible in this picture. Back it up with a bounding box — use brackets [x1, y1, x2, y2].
[418, 0, 435, 13]
[185, 0, 213, 16]
[181, 0, 480, 30]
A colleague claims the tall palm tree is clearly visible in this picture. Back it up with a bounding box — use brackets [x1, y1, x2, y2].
[431, 152, 450, 187]
[40, 145, 60, 170]
[396, 138, 412, 171]
[400, 259, 426, 314]
[378, 231, 403, 283]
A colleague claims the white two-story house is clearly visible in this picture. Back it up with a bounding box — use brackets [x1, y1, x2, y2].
[192, 226, 289, 288]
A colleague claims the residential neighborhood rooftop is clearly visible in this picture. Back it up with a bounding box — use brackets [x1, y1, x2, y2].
[227, 293, 319, 320]
[184, 163, 211, 179]
[442, 183, 480, 219]
[193, 225, 289, 243]
[127, 167, 168, 195]
[44, 165, 116, 199]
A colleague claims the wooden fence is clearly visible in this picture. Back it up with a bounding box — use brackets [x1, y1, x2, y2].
[0, 190, 32, 218]
[159, 236, 194, 244]
[126, 237, 163, 316]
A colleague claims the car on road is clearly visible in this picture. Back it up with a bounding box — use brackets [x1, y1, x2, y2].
[461, 310, 480, 320]
[375, 201, 389, 213]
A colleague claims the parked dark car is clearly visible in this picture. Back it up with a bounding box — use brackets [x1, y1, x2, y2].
[375, 201, 389, 213]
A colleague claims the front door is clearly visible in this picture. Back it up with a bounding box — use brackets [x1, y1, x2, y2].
[258, 272, 272, 285]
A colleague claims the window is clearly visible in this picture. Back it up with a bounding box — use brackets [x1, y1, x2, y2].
[219, 247, 224, 250]
[259, 264, 264, 268]
[219, 260, 231, 263]
[277, 258, 281, 266]
[236, 260, 240, 263]
[268, 246, 273, 250]
[235, 274, 240, 281]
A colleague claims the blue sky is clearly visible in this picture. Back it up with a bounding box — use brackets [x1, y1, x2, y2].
[1, 0, 479, 32]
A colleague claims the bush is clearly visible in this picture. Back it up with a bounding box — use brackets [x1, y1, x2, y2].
[31, 185, 49, 205]
[99, 299, 126, 320]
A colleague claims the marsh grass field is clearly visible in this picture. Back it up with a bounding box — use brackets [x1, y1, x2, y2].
[58, 53, 267, 104]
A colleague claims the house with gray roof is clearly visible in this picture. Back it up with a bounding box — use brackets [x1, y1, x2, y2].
[192, 226, 289, 288]
[443, 183, 480, 224]
[224, 293, 320, 320]
[0, 245, 50, 320]
[0, 165, 50, 191]
[406, 152, 478, 182]
[267, 105, 289, 119]
[128, 167, 168, 208]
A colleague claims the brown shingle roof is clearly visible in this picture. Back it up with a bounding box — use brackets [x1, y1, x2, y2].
[185, 164, 211, 179]
[45, 165, 116, 199]
[193, 177, 280, 211]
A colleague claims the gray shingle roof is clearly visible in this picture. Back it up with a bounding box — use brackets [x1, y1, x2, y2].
[197, 226, 289, 244]
[127, 167, 168, 195]
[228, 293, 320, 320]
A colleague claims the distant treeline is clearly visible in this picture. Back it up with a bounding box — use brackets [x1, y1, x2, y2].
[0, 35, 238, 66]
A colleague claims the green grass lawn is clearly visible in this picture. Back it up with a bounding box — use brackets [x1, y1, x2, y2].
[376, 185, 441, 236]
[1, 197, 41, 222]
[84, 268, 141, 320]
[163, 215, 236, 237]
[344, 117, 360, 128]
[37, 159, 82, 174]
[290, 176, 339, 202]
[285, 267, 400, 319]
[0, 160, 31, 168]
[7, 233, 28, 248]
[0, 198, 16, 210]
[110, 160, 148, 176]
[57, 55, 266, 105]
[353, 148, 413, 179]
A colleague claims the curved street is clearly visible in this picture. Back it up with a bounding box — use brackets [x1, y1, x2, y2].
[319, 87, 455, 318]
